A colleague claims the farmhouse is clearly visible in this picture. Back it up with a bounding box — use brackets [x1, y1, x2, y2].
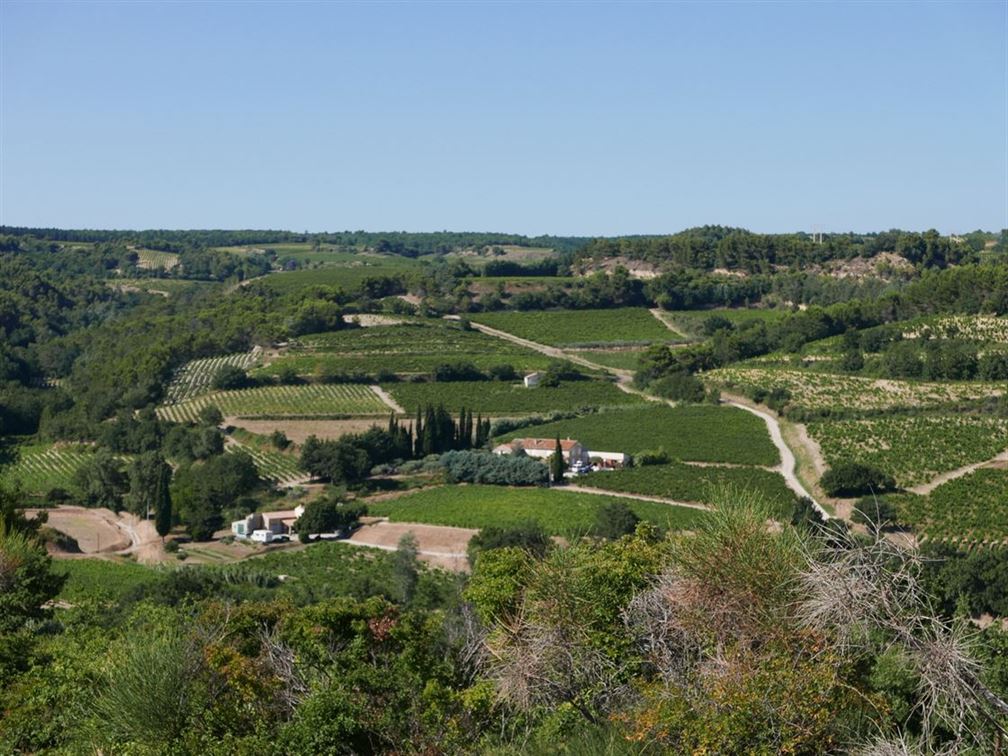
[232, 505, 304, 539]
[523, 371, 543, 388]
[493, 437, 591, 466]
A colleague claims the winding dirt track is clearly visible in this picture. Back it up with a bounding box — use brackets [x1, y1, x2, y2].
[908, 449, 1008, 496]
[460, 317, 829, 519]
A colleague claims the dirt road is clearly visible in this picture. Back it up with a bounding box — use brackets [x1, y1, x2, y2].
[909, 449, 1008, 496]
[371, 385, 405, 413]
[723, 400, 829, 519]
[558, 485, 712, 512]
[25, 506, 165, 563]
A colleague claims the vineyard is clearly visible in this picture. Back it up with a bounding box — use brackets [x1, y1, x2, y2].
[902, 314, 1008, 344]
[165, 348, 263, 403]
[569, 349, 646, 371]
[135, 249, 180, 270]
[158, 384, 391, 422]
[577, 462, 796, 517]
[366, 484, 706, 536]
[893, 467, 1008, 545]
[807, 414, 1008, 487]
[385, 379, 644, 414]
[0, 443, 94, 494]
[496, 405, 779, 466]
[471, 308, 676, 346]
[256, 322, 551, 377]
[705, 366, 1004, 412]
[226, 442, 305, 486]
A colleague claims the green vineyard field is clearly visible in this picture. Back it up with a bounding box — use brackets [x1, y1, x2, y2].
[158, 384, 391, 422]
[577, 462, 796, 517]
[496, 404, 779, 466]
[471, 308, 675, 346]
[808, 414, 1008, 487]
[166, 349, 263, 403]
[366, 484, 706, 536]
[385, 379, 644, 414]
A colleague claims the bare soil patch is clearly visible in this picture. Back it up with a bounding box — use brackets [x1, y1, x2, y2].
[25, 507, 129, 554]
[227, 417, 382, 444]
[346, 520, 476, 571]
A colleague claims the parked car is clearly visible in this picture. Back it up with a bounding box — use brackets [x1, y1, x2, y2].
[250, 529, 276, 544]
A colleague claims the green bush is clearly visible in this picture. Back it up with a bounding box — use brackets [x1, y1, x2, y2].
[593, 501, 640, 540]
[821, 462, 896, 498]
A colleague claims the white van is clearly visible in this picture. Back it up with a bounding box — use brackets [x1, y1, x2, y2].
[250, 529, 275, 544]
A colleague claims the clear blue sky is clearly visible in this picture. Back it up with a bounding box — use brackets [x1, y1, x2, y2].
[1, 1, 1005, 235]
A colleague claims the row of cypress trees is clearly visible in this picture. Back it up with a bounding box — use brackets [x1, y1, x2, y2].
[386, 406, 494, 459]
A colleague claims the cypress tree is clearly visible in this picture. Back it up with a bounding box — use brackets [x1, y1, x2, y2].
[551, 436, 566, 485]
[154, 461, 172, 540]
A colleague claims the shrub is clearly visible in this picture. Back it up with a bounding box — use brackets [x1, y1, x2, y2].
[650, 371, 705, 403]
[467, 522, 551, 565]
[488, 364, 518, 381]
[634, 448, 670, 466]
[439, 450, 548, 486]
[821, 462, 896, 498]
[432, 362, 485, 382]
[593, 501, 640, 540]
[851, 496, 898, 529]
[296, 496, 367, 543]
[211, 364, 250, 390]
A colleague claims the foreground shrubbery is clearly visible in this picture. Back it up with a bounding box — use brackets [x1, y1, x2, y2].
[3, 487, 1008, 754]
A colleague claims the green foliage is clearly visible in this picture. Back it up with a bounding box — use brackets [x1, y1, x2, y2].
[0, 519, 66, 634]
[821, 461, 896, 497]
[440, 449, 549, 486]
[593, 501, 640, 540]
[467, 522, 551, 565]
[73, 450, 128, 509]
[296, 496, 365, 542]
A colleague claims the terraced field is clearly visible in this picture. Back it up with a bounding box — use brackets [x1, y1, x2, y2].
[496, 405, 779, 466]
[385, 379, 644, 414]
[0, 443, 94, 493]
[367, 484, 706, 536]
[158, 384, 390, 422]
[808, 414, 1008, 487]
[893, 467, 1008, 545]
[577, 462, 796, 517]
[226, 442, 304, 485]
[256, 322, 551, 377]
[472, 308, 675, 347]
[135, 248, 180, 270]
[165, 349, 263, 403]
[706, 366, 1003, 412]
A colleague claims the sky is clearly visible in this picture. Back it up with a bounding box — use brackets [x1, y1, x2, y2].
[1, 1, 1005, 236]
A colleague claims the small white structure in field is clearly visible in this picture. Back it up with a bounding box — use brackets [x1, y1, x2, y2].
[232, 504, 305, 539]
[523, 372, 543, 388]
